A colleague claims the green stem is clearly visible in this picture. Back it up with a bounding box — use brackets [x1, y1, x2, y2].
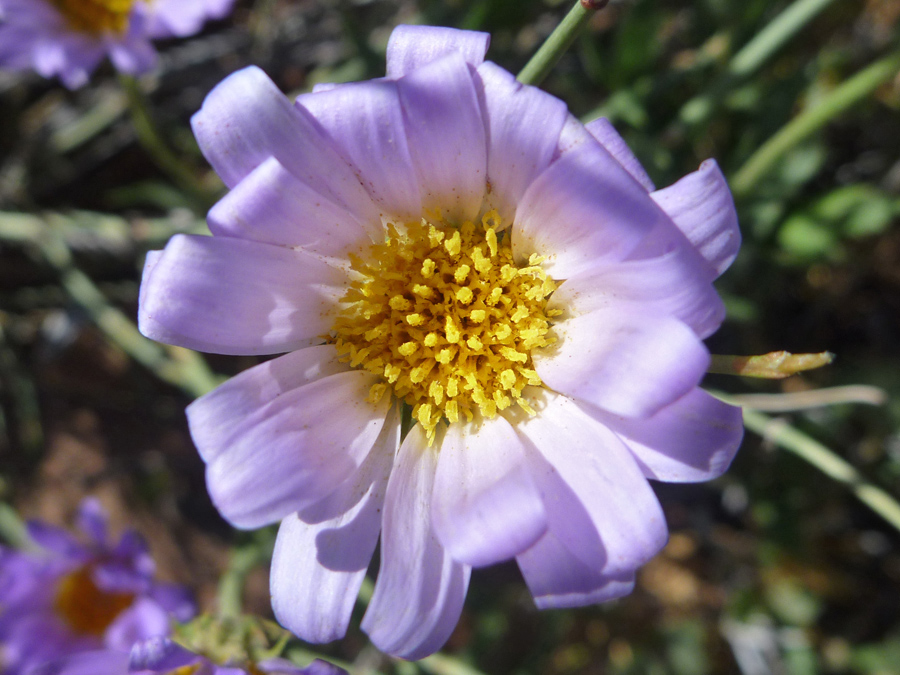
[716, 391, 900, 535]
[418, 654, 490, 675]
[119, 75, 215, 208]
[729, 0, 837, 78]
[679, 0, 838, 125]
[731, 49, 900, 198]
[517, 1, 605, 87]
[0, 213, 219, 398]
[217, 545, 264, 619]
[0, 502, 31, 549]
[0, 322, 43, 455]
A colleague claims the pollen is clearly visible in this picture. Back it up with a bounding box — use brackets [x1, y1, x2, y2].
[49, 0, 136, 35]
[54, 566, 135, 636]
[332, 210, 557, 442]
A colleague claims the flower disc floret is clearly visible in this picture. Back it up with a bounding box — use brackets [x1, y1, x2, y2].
[332, 210, 559, 441]
[53, 565, 136, 635]
[49, 0, 136, 35]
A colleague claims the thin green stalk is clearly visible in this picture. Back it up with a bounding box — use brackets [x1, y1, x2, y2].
[0, 503, 31, 549]
[0, 210, 208, 253]
[679, 0, 837, 125]
[0, 213, 219, 398]
[217, 545, 265, 619]
[716, 392, 900, 535]
[119, 75, 216, 208]
[0, 322, 43, 454]
[729, 0, 836, 78]
[517, 1, 606, 87]
[418, 654, 490, 675]
[731, 49, 900, 198]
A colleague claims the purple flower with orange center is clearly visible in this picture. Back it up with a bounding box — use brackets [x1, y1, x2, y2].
[0, 499, 194, 675]
[0, 0, 235, 88]
[139, 25, 745, 659]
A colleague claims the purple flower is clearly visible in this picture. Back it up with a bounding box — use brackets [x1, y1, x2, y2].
[25, 636, 347, 675]
[138, 25, 745, 659]
[0, 499, 194, 675]
[0, 0, 235, 88]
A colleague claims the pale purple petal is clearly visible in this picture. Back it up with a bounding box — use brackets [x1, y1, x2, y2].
[297, 80, 422, 222]
[191, 67, 380, 228]
[204, 371, 390, 529]
[432, 415, 546, 567]
[513, 135, 665, 279]
[33, 37, 66, 71]
[476, 61, 568, 223]
[534, 307, 710, 418]
[104, 598, 170, 651]
[93, 546, 154, 594]
[130, 636, 201, 672]
[26, 521, 84, 560]
[362, 425, 471, 660]
[584, 118, 655, 191]
[107, 38, 156, 75]
[76, 497, 108, 545]
[650, 159, 741, 276]
[137, 250, 161, 310]
[515, 389, 668, 573]
[146, 0, 235, 38]
[396, 52, 487, 223]
[187, 345, 347, 464]
[553, 114, 593, 159]
[547, 249, 725, 339]
[27, 650, 131, 675]
[207, 156, 373, 257]
[148, 583, 195, 623]
[110, 531, 152, 572]
[32, 36, 82, 83]
[589, 388, 744, 483]
[517, 530, 635, 609]
[270, 406, 397, 644]
[2, 613, 99, 674]
[386, 25, 490, 79]
[0, 550, 54, 607]
[138, 234, 346, 356]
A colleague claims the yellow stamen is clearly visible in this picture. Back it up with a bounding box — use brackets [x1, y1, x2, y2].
[331, 210, 557, 441]
[50, 0, 135, 35]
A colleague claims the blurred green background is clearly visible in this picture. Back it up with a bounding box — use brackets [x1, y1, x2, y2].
[1, 0, 899, 673]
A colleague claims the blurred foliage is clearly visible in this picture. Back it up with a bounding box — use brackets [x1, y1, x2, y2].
[1, 0, 900, 674]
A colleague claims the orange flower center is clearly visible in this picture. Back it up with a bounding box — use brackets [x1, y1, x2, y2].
[48, 0, 137, 35]
[53, 566, 135, 635]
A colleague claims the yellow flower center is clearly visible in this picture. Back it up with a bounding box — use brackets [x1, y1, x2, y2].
[332, 210, 559, 442]
[53, 565, 135, 636]
[49, 0, 137, 35]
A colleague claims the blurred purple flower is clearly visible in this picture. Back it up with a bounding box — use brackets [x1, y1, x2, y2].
[139, 25, 744, 659]
[0, 0, 235, 88]
[26, 636, 347, 675]
[0, 499, 194, 675]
